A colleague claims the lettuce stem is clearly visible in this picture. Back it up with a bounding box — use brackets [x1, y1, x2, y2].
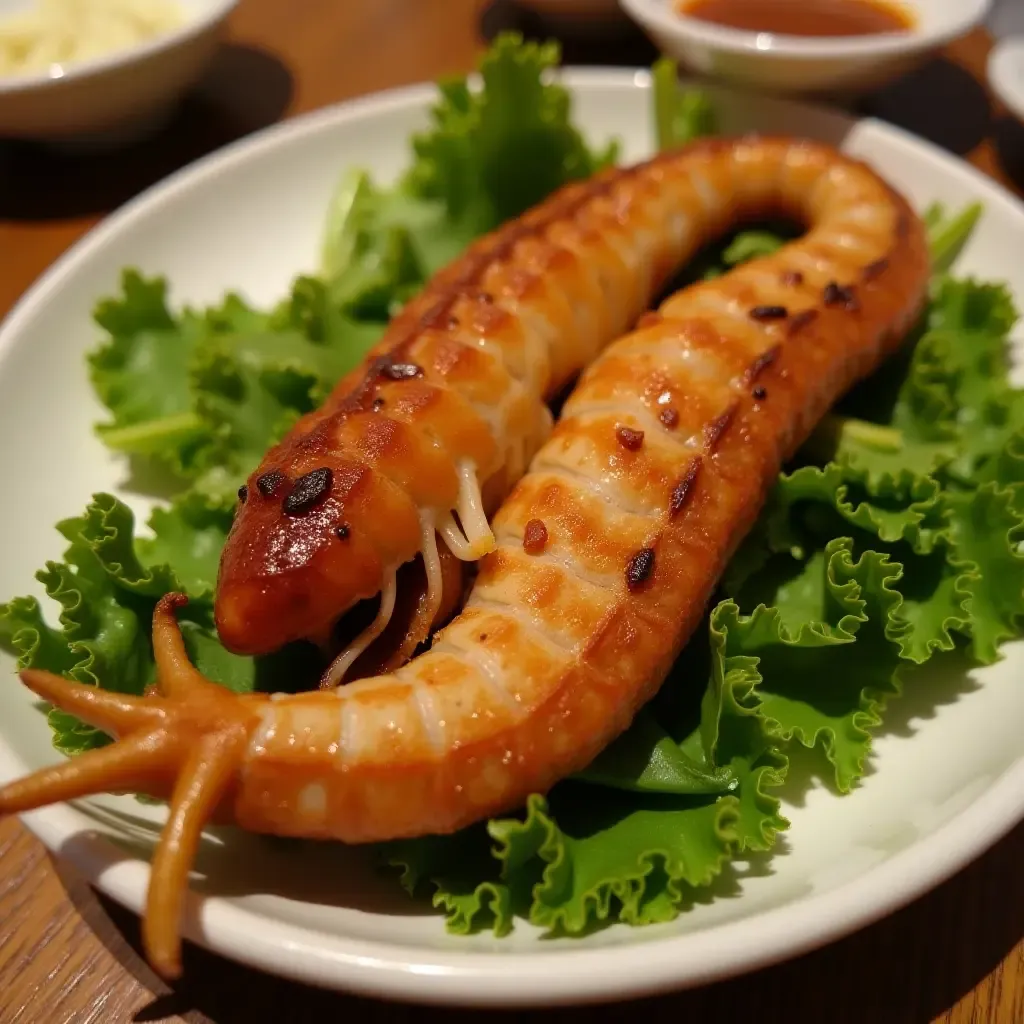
[652, 57, 716, 151]
[97, 411, 207, 454]
[653, 57, 678, 152]
[928, 201, 983, 275]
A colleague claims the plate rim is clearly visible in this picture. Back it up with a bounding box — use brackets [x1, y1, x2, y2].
[2, 67, 1024, 1006]
[988, 38, 1024, 125]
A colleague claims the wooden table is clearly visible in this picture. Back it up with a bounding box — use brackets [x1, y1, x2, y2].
[2, 2, 1024, 1021]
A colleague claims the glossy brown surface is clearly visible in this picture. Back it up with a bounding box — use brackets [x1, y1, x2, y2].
[679, 0, 913, 37]
[0, 1, 1023, 1019]
[0, 137, 930, 981]
[215, 155, 672, 659]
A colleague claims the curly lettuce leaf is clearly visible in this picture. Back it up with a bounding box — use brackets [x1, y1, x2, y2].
[743, 463, 973, 664]
[722, 540, 907, 790]
[815, 277, 1022, 488]
[88, 272, 386, 491]
[0, 494, 256, 752]
[319, 169, 461, 316]
[191, 290, 382, 480]
[944, 485, 1024, 662]
[574, 707, 736, 796]
[385, 603, 787, 935]
[404, 33, 618, 235]
[89, 271, 215, 474]
[137, 489, 233, 599]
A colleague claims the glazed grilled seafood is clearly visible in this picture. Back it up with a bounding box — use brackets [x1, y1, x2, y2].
[0, 136, 930, 979]
[216, 156, 674, 684]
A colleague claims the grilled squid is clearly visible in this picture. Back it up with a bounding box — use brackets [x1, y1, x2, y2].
[215, 157, 674, 683]
[0, 137, 930, 980]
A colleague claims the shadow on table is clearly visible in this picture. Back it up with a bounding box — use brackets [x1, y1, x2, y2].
[857, 58, 992, 157]
[480, 0, 659, 67]
[0, 43, 293, 222]
[993, 114, 1024, 193]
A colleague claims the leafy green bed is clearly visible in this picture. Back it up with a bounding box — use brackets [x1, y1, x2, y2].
[1, 34, 1021, 936]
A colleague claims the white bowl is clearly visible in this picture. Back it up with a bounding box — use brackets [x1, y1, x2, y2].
[619, 0, 991, 97]
[989, 38, 1024, 123]
[0, 0, 237, 143]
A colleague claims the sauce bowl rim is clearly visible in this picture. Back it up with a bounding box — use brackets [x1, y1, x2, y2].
[619, 0, 992, 60]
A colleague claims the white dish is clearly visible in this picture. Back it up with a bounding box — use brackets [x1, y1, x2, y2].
[0, 0, 236, 142]
[0, 70, 1023, 1007]
[989, 37, 1024, 124]
[620, 0, 990, 96]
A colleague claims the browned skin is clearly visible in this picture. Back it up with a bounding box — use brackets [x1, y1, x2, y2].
[215, 158, 659, 657]
[0, 138, 931, 979]
[216, 133, 913, 665]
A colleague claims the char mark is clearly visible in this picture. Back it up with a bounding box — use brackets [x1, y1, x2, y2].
[743, 344, 781, 384]
[787, 309, 818, 335]
[669, 457, 702, 517]
[703, 402, 738, 452]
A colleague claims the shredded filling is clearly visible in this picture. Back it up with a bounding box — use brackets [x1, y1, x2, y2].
[320, 571, 398, 688]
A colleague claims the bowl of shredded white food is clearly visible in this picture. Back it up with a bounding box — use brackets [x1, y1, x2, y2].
[0, 0, 237, 142]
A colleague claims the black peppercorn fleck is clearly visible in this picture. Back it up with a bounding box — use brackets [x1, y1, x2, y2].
[256, 470, 285, 497]
[283, 467, 333, 517]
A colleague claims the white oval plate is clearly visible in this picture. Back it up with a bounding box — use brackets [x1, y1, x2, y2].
[0, 70, 1022, 1007]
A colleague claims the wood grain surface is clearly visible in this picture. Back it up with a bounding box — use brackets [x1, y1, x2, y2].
[2, 2, 1024, 1021]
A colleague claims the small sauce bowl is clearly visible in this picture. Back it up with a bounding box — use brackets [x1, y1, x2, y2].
[619, 0, 991, 97]
[0, 0, 238, 144]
